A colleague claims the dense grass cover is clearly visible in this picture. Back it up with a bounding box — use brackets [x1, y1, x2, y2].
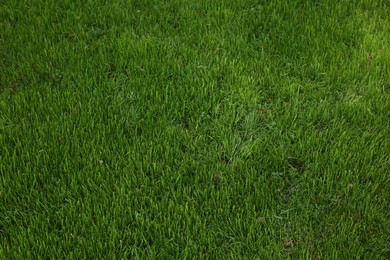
[1, 0, 389, 258]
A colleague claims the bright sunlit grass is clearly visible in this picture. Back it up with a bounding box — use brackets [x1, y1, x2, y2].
[1, 0, 389, 258]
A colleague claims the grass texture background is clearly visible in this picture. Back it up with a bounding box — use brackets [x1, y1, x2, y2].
[1, 0, 389, 258]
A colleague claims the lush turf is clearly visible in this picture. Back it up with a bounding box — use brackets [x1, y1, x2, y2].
[1, 0, 389, 258]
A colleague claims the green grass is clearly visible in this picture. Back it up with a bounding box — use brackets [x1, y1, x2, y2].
[1, 0, 389, 258]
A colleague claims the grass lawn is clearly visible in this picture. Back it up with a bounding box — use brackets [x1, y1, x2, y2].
[1, 0, 389, 258]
